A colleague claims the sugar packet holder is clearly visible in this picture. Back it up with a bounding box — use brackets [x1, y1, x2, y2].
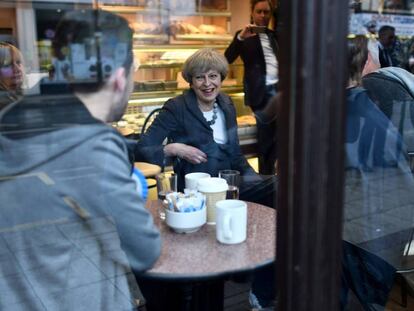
[163, 190, 205, 213]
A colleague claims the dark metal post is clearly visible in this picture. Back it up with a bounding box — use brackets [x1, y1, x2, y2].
[276, 0, 349, 310]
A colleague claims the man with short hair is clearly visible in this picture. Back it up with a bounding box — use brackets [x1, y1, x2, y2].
[0, 10, 160, 310]
[378, 25, 403, 68]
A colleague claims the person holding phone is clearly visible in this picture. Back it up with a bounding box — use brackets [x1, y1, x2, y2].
[225, 0, 278, 176]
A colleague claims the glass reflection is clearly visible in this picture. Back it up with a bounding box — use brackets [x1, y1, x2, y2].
[0, 42, 25, 110]
[343, 35, 414, 310]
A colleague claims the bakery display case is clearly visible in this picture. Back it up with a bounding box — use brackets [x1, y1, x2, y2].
[99, 0, 257, 152]
[99, 0, 234, 45]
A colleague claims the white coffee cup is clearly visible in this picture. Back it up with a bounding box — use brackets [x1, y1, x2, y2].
[185, 172, 211, 190]
[216, 200, 247, 244]
[197, 177, 228, 224]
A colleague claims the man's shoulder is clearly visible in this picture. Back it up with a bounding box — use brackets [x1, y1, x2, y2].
[53, 123, 127, 163]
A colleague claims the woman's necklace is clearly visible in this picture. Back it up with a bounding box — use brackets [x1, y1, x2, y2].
[206, 102, 218, 126]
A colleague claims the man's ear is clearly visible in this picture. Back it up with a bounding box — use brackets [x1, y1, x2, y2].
[111, 67, 127, 92]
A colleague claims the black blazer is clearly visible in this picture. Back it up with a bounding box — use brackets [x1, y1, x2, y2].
[135, 89, 256, 189]
[225, 29, 278, 110]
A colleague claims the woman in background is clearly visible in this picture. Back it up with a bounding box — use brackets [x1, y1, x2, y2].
[0, 42, 25, 109]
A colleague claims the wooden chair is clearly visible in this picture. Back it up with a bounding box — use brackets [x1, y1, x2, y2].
[136, 107, 169, 193]
[140, 108, 162, 137]
[134, 162, 161, 178]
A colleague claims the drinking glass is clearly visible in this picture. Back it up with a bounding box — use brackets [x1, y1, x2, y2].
[155, 172, 177, 219]
[218, 170, 240, 200]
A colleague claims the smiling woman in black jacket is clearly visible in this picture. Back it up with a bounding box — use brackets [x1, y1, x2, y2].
[135, 48, 275, 207]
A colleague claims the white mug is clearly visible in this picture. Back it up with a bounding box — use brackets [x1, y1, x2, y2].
[215, 200, 247, 244]
[185, 172, 211, 190]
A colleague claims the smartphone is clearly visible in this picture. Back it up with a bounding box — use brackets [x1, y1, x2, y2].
[250, 26, 267, 34]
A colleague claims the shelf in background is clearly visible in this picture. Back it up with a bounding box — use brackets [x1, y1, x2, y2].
[133, 44, 229, 51]
[133, 35, 233, 45]
[138, 62, 183, 69]
[133, 34, 169, 42]
[128, 85, 243, 105]
[99, 5, 168, 15]
[170, 11, 231, 17]
[174, 33, 232, 42]
[100, 5, 231, 17]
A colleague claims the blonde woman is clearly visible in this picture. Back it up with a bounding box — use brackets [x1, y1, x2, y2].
[0, 42, 25, 109]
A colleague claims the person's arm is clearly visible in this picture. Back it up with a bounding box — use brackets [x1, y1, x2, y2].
[163, 143, 207, 164]
[135, 99, 206, 166]
[225, 26, 257, 64]
[225, 30, 243, 64]
[94, 134, 161, 272]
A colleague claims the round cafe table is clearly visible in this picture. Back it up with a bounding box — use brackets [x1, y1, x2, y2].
[136, 200, 276, 311]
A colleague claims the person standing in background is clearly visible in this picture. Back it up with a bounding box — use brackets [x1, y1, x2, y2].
[378, 25, 404, 68]
[225, 0, 278, 175]
[364, 21, 381, 69]
[0, 42, 25, 109]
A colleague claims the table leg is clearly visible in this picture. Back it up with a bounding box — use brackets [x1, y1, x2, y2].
[138, 278, 225, 311]
[192, 279, 224, 311]
[180, 284, 193, 311]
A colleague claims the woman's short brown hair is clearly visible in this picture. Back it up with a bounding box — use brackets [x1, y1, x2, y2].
[181, 48, 228, 83]
[250, 0, 274, 13]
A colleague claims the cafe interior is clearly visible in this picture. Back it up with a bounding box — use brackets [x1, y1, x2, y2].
[1, 0, 414, 310]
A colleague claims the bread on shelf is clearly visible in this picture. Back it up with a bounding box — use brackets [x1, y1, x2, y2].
[131, 22, 164, 34]
[169, 21, 229, 36]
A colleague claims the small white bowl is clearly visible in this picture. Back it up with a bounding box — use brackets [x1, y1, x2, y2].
[165, 207, 206, 233]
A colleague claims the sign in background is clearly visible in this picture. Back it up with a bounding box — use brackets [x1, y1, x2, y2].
[350, 12, 414, 36]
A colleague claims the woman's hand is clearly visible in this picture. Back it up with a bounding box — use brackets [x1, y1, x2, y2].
[164, 143, 207, 164]
[238, 24, 257, 40]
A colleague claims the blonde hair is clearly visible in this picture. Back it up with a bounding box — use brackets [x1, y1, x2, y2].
[182, 48, 228, 83]
[0, 42, 24, 92]
[0, 42, 22, 67]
